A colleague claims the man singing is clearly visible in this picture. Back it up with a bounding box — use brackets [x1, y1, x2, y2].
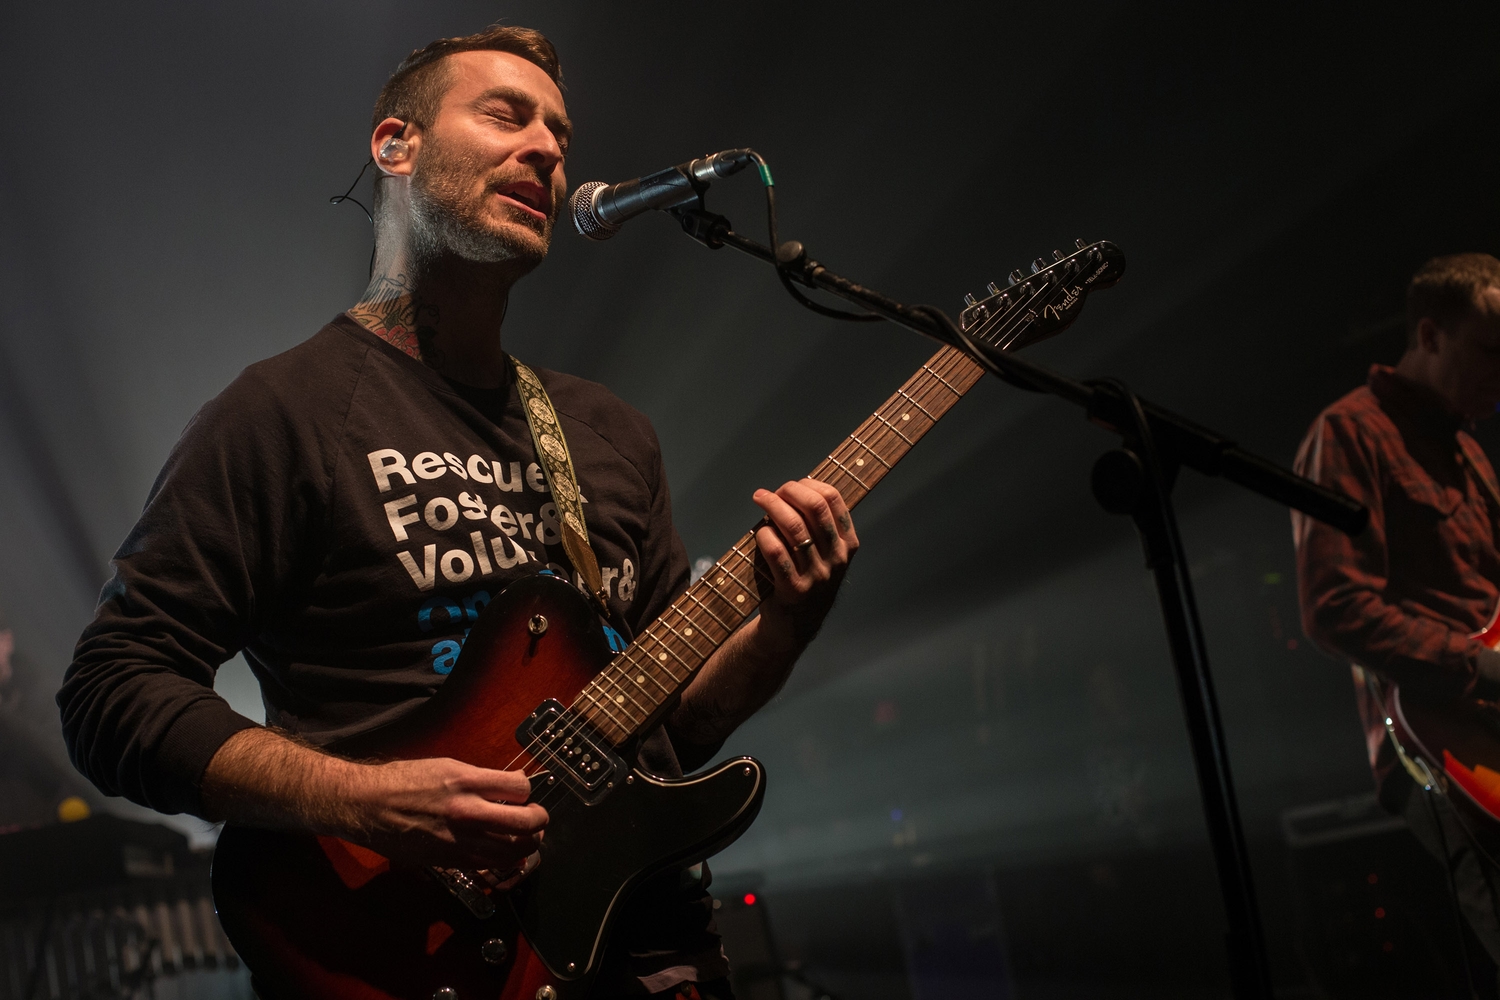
[1294, 252, 1500, 986]
[58, 25, 858, 998]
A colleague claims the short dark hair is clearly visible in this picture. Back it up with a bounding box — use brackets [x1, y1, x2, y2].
[1407, 252, 1500, 346]
[371, 25, 563, 134]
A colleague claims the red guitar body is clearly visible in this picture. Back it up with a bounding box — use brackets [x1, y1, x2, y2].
[1387, 609, 1500, 857]
[211, 575, 766, 1000]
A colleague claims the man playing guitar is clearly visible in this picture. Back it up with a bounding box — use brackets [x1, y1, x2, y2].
[57, 25, 857, 998]
[1294, 253, 1500, 987]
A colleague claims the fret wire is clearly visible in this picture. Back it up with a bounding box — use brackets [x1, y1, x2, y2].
[881, 399, 933, 432]
[724, 542, 763, 592]
[672, 602, 717, 656]
[922, 362, 963, 395]
[829, 436, 884, 475]
[594, 671, 649, 722]
[847, 430, 894, 469]
[707, 560, 755, 606]
[613, 647, 676, 696]
[612, 676, 653, 717]
[896, 368, 953, 411]
[853, 418, 900, 460]
[825, 455, 872, 492]
[924, 352, 982, 396]
[731, 539, 776, 590]
[687, 587, 741, 632]
[590, 664, 649, 721]
[895, 388, 937, 421]
[873, 412, 916, 446]
[683, 587, 735, 631]
[581, 685, 630, 733]
[646, 631, 696, 675]
[659, 612, 714, 660]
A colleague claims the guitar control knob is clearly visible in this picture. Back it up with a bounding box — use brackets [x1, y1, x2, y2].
[536, 988, 558, 1000]
[1008, 269, 1025, 285]
[963, 292, 977, 307]
[986, 281, 1002, 296]
[433, 990, 458, 1000]
[1030, 258, 1047, 274]
[481, 938, 509, 965]
[1075, 237, 1088, 250]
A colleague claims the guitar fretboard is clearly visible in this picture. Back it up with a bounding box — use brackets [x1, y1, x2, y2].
[575, 344, 987, 745]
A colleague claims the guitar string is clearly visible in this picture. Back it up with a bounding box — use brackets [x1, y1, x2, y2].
[512, 271, 1048, 776]
[496, 258, 1087, 821]
[508, 268, 1065, 823]
[503, 264, 1070, 823]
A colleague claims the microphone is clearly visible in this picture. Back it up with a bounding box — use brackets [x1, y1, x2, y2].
[570, 149, 757, 240]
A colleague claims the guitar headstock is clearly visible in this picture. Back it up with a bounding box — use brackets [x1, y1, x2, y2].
[958, 239, 1125, 352]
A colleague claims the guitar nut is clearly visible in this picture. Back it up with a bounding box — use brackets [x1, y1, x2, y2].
[528, 615, 549, 636]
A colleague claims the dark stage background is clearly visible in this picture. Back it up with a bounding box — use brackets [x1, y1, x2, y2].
[2, 2, 1499, 997]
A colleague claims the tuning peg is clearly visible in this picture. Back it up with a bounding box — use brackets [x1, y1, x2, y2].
[1008, 269, 1025, 285]
[1052, 249, 1065, 261]
[963, 292, 978, 307]
[986, 281, 1002, 296]
[1075, 238, 1087, 250]
[1030, 258, 1047, 274]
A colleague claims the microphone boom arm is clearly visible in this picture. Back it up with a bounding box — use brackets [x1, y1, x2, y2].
[668, 204, 1367, 537]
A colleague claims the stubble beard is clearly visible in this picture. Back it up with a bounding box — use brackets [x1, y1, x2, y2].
[408, 132, 555, 272]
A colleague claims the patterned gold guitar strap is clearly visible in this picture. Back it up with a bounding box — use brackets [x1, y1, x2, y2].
[509, 357, 610, 615]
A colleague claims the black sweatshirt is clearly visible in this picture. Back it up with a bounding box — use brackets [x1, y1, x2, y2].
[58, 315, 728, 990]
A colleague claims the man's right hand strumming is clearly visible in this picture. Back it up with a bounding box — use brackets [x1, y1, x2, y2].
[201, 728, 548, 872]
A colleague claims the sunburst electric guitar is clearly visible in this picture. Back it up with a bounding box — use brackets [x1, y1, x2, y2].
[211, 240, 1126, 1000]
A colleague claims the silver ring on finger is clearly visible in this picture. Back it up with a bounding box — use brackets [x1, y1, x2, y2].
[795, 538, 815, 553]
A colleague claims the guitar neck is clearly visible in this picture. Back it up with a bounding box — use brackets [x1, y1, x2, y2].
[575, 344, 987, 746]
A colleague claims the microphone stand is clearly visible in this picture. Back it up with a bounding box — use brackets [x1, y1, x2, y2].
[669, 205, 1368, 1000]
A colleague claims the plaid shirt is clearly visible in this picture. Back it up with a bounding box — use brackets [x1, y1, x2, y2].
[1293, 365, 1500, 785]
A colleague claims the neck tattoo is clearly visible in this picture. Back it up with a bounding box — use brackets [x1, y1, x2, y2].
[348, 272, 442, 367]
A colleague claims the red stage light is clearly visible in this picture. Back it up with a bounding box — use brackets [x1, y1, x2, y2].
[1374, 907, 1386, 919]
[743, 893, 757, 906]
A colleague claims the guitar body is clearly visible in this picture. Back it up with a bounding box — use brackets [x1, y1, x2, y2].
[208, 240, 1125, 999]
[1386, 611, 1500, 858]
[212, 574, 767, 1000]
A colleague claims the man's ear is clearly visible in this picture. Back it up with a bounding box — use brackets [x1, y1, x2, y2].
[1415, 316, 1445, 354]
[371, 117, 420, 177]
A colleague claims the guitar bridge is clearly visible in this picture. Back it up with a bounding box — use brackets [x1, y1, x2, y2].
[428, 867, 496, 919]
[517, 699, 627, 805]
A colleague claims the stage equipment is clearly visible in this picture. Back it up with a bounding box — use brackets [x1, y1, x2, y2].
[210, 244, 1119, 1000]
[0, 815, 241, 999]
[592, 160, 1368, 1000]
[569, 149, 760, 240]
[1283, 793, 1471, 997]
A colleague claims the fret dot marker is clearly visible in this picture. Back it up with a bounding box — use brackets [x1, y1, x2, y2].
[637, 674, 646, 685]
[736, 594, 746, 603]
[658, 652, 668, 662]
[717, 576, 726, 585]
[684, 628, 693, 637]
[615, 694, 624, 704]
[902, 413, 910, 421]
[856, 458, 865, 466]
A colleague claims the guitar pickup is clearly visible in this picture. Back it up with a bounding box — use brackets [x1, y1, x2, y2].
[516, 700, 628, 806]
